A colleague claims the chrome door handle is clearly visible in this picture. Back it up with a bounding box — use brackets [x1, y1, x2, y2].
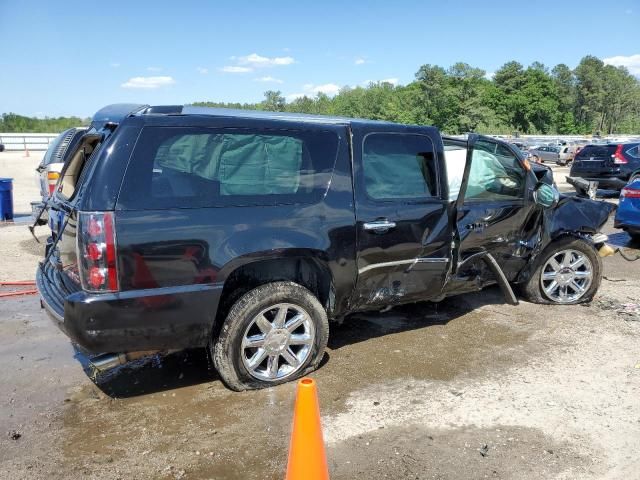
[363, 220, 397, 233]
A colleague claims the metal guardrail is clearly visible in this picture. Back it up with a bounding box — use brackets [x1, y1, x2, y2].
[0, 133, 59, 151]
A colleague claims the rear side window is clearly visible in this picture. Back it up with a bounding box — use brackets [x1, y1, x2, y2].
[362, 133, 437, 200]
[625, 145, 640, 159]
[575, 145, 616, 159]
[118, 126, 339, 208]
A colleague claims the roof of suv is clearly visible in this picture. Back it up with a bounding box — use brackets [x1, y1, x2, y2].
[123, 104, 410, 128]
[180, 106, 357, 125]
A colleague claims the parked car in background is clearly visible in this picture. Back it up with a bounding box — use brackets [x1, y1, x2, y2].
[557, 145, 579, 165]
[529, 145, 560, 164]
[614, 179, 640, 241]
[31, 127, 86, 224]
[570, 143, 640, 190]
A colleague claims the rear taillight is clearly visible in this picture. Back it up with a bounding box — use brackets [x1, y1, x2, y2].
[612, 144, 627, 164]
[620, 186, 640, 199]
[78, 212, 119, 292]
[47, 172, 60, 196]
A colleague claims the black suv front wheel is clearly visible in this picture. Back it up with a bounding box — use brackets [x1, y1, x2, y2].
[212, 282, 329, 391]
[521, 237, 601, 305]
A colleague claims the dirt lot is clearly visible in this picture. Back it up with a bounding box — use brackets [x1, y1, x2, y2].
[1, 151, 639, 479]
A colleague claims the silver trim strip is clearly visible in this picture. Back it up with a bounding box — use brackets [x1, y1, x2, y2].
[358, 257, 448, 274]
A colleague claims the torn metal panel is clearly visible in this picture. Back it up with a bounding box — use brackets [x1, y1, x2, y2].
[542, 195, 615, 242]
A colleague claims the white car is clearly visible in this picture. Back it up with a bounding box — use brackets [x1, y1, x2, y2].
[31, 127, 86, 224]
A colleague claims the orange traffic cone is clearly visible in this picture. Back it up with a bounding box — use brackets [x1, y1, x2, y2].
[285, 378, 330, 480]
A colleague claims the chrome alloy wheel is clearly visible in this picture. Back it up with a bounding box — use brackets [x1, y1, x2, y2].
[540, 249, 593, 303]
[241, 303, 315, 381]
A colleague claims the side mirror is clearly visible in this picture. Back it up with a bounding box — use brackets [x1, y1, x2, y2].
[533, 182, 559, 208]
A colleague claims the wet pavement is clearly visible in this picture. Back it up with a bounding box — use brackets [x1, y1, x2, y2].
[1, 219, 639, 479]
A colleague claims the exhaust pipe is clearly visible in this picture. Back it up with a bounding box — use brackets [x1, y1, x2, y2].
[90, 353, 128, 372]
[89, 350, 165, 373]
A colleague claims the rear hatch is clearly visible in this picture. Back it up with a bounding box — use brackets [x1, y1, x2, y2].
[43, 104, 149, 294]
[46, 131, 106, 293]
[570, 145, 618, 176]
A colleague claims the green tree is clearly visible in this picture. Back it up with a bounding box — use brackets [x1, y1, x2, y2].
[260, 91, 286, 112]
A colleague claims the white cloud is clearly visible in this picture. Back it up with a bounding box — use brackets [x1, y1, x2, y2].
[287, 83, 343, 100]
[254, 76, 283, 84]
[220, 65, 253, 73]
[196, 67, 209, 74]
[236, 53, 295, 67]
[110, 62, 120, 68]
[121, 76, 176, 89]
[603, 54, 640, 76]
[146, 66, 162, 72]
[221, 53, 295, 74]
[354, 57, 367, 65]
[485, 71, 495, 80]
[306, 83, 342, 95]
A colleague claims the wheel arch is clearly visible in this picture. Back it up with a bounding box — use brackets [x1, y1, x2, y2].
[516, 231, 598, 284]
[212, 252, 335, 339]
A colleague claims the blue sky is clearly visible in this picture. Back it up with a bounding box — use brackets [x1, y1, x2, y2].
[0, 0, 638, 118]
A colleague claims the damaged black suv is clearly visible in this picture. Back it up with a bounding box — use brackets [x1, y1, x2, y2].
[37, 105, 614, 390]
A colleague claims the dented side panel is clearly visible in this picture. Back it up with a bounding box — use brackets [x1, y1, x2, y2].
[350, 123, 452, 310]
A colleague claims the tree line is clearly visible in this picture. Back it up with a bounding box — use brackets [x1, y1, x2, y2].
[196, 55, 640, 135]
[2, 55, 638, 135]
[0, 113, 89, 133]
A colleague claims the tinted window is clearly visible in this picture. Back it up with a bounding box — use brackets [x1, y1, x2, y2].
[465, 139, 525, 201]
[575, 145, 616, 159]
[627, 145, 640, 159]
[118, 126, 339, 209]
[362, 133, 437, 200]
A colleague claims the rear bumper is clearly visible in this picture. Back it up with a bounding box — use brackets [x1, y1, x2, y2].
[568, 170, 628, 189]
[577, 177, 627, 189]
[614, 202, 640, 233]
[36, 263, 222, 353]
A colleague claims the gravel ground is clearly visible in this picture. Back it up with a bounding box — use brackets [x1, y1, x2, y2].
[0, 151, 638, 479]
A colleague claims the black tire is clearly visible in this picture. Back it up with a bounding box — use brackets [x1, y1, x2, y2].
[0, 144, 5, 153]
[212, 281, 329, 391]
[521, 237, 601, 305]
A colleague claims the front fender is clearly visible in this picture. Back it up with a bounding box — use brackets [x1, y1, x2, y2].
[544, 195, 615, 241]
[515, 195, 615, 283]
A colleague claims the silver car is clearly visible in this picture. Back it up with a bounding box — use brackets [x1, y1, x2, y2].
[31, 127, 86, 224]
[528, 145, 560, 164]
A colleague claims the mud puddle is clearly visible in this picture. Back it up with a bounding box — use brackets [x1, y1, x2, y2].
[43, 289, 545, 479]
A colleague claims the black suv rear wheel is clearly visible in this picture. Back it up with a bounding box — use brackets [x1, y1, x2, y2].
[212, 281, 329, 391]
